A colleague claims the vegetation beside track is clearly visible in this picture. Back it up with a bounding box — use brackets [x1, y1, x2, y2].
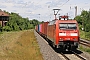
[0, 30, 43, 60]
[79, 30, 90, 54]
[79, 45, 90, 54]
[75, 10, 90, 40]
[80, 30, 90, 40]
[0, 10, 42, 32]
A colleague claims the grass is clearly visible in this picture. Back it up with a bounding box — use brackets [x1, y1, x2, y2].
[0, 32, 3, 34]
[80, 30, 90, 40]
[0, 30, 43, 60]
[80, 30, 85, 39]
[79, 30, 90, 54]
[79, 45, 90, 54]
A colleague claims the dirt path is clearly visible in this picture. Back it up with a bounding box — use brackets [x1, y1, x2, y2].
[0, 30, 43, 60]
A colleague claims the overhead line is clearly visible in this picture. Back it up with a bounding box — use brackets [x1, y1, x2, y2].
[59, 0, 70, 8]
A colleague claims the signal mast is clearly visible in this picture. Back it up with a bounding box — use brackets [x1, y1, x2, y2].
[53, 9, 69, 20]
[53, 9, 60, 20]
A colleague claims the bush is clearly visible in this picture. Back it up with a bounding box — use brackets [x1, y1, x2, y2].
[29, 24, 34, 29]
[85, 31, 90, 39]
[2, 26, 12, 31]
[85, 24, 90, 32]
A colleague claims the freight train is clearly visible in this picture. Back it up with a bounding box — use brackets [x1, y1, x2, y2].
[35, 15, 79, 51]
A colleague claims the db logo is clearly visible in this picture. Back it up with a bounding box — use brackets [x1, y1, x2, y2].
[66, 33, 70, 36]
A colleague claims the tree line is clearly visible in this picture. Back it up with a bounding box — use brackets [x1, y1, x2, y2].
[0, 11, 41, 32]
[75, 10, 90, 31]
[74, 10, 90, 39]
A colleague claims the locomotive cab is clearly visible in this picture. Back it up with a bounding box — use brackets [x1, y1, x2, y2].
[58, 20, 79, 50]
[47, 15, 79, 51]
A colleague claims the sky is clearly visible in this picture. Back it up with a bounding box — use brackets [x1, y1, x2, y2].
[0, 0, 90, 21]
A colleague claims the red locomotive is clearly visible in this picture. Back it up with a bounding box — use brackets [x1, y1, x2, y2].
[35, 15, 79, 51]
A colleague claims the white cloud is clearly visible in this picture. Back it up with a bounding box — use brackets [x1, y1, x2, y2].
[0, 4, 6, 8]
[0, 0, 90, 21]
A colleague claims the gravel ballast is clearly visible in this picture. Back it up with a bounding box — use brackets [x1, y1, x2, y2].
[34, 31, 62, 60]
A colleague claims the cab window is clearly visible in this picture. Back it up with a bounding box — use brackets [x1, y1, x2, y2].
[59, 23, 77, 30]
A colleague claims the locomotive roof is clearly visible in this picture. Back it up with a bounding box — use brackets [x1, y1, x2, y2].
[58, 20, 77, 23]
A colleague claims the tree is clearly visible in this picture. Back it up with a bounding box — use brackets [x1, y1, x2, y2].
[74, 10, 90, 32]
[1, 11, 42, 31]
[74, 16, 82, 25]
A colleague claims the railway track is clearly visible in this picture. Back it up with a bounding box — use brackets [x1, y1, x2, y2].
[35, 31, 87, 60]
[80, 39, 90, 47]
[71, 50, 86, 60]
[58, 50, 86, 60]
[60, 52, 70, 60]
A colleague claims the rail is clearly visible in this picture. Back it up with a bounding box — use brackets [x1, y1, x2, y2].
[60, 52, 70, 60]
[71, 51, 86, 60]
[80, 40, 90, 47]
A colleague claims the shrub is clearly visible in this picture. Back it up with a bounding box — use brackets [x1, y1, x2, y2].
[2, 26, 12, 31]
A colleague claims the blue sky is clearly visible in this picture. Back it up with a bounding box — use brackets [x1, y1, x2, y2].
[0, 0, 90, 21]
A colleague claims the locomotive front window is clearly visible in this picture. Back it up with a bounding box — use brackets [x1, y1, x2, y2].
[59, 23, 77, 29]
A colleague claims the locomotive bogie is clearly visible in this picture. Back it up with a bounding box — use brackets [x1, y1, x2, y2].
[58, 41, 79, 50]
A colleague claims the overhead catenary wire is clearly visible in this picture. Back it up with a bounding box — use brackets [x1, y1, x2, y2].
[57, 0, 70, 16]
[59, 0, 70, 8]
[59, 0, 74, 19]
